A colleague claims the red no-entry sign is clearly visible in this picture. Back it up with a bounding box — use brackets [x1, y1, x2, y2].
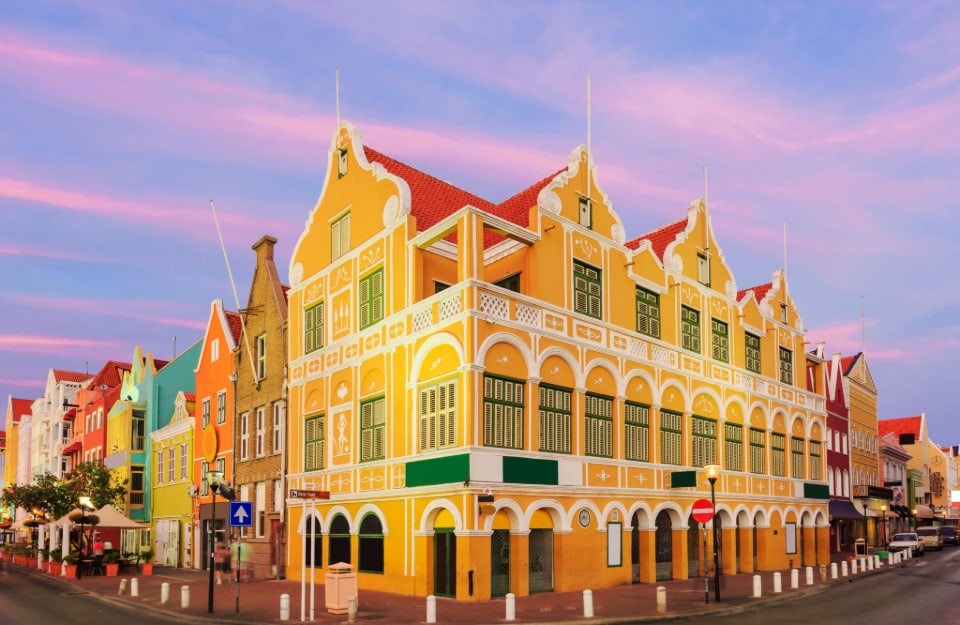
[692, 498, 715, 523]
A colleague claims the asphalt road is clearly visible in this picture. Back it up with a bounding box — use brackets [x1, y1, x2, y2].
[0, 569, 181, 625]
[680, 548, 960, 625]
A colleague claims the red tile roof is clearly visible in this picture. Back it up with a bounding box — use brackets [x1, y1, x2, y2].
[625, 218, 688, 261]
[878, 416, 922, 439]
[10, 398, 32, 423]
[225, 310, 243, 344]
[364, 146, 566, 249]
[840, 354, 860, 375]
[86, 361, 132, 391]
[738, 282, 773, 303]
[53, 369, 91, 384]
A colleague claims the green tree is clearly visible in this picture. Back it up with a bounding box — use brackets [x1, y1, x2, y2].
[65, 462, 128, 510]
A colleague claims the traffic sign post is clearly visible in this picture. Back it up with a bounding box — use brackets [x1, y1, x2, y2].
[229, 501, 253, 527]
[691, 498, 714, 524]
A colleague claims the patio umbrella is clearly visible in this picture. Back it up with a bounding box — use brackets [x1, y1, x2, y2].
[93, 504, 148, 529]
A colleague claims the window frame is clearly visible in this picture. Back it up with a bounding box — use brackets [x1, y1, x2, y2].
[584, 392, 613, 458]
[779, 346, 793, 385]
[538, 383, 572, 454]
[418, 379, 457, 452]
[304, 301, 324, 354]
[256, 334, 267, 380]
[255, 406, 266, 457]
[216, 390, 226, 425]
[711, 318, 729, 362]
[304, 413, 325, 471]
[681, 306, 701, 353]
[482, 375, 524, 450]
[359, 268, 385, 330]
[240, 412, 250, 460]
[660, 409, 683, 465]
[573, 260, 602, 320]
[771, 432, 786, 477]
[624, 401, 650, 462]
[635, 287, 661, 338]
[331, 211, 351, 260]
[724, 423, 743, 472]
[745, 333, 761, 374]
[691, 415, 717, 467]
[360, 396, 386, 462]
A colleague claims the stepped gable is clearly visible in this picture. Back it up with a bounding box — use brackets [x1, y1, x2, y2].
[625, 218, 688, 261]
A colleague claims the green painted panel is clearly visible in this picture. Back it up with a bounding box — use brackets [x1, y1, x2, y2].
[804, 483, 830, 500]
[502, 456, 558, 485]
[406, 454, 470, 487]
[670, 470, 697, 488]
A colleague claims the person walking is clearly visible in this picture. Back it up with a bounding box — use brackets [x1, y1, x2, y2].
[214, 541, 230, 584]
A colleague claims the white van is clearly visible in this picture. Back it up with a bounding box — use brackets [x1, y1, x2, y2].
[916, 526, 943, 551]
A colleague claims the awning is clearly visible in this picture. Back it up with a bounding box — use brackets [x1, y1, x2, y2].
[61, 440, 82, 455]
[829, 499, 864, 520]
[915, 504, 934, 519]
[891, 505, 909, 517]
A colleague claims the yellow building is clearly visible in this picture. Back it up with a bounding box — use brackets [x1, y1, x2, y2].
[284, 123, 829, 600]
[150, 391, 195, 566]
[842, 353, 882, 544]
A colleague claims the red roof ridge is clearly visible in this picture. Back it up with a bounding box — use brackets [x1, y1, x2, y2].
[494, 168, 567, 228]
[877, 416, 922, 438]
[625, 218, 688, 261]
[738, 282, 773, 303]
[53, 369, 92, 384]
[225, 310, 243, 343]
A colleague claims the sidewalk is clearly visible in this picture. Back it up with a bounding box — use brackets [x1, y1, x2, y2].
[9, 555, 909, 625]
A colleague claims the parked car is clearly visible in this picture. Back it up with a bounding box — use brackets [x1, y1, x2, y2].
[939, 525, 958, 546]
[888, 532, 925, 556]
[916, 526, 943, 551]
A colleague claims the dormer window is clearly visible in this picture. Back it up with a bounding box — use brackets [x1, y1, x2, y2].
[780, 303, 788, 324]
[578, 197, 592, 229]
[337, 147, 348, 178]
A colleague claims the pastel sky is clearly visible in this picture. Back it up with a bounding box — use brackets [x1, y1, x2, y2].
[2, 2, 958, 444]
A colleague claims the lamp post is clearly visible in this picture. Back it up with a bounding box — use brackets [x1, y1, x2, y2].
[206, 470, 224, 614]
[76, 496, 95, 580]
[880, 505, 887, 548]
[912, 508, 918, 531]
[705, 464, 721, 603]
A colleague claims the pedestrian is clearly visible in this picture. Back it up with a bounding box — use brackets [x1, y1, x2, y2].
[214, 541, 230, 584]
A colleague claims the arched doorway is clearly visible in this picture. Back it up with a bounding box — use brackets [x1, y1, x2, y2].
[655, 511, 673, 581]
[631, 511, 641, 583]
[735, 516, 742, 573]
[490, 528, 510, 597]
[328, 514, 350, 565]
[528, 508, 554, 594]
[304, 514, 322, 570]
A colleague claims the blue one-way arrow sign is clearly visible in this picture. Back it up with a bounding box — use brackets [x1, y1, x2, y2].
[229, 501, 253, 527]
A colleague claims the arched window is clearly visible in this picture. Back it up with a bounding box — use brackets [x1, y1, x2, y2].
[358, 514, 384, 574]
[328, 514, 351, 566]
[304, 514, 322, 568]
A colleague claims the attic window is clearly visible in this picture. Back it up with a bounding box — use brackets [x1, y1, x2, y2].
[697, 253, 710, 286]
[578, 197, 592, 229]
[337, 147, 348, 178]
[780, 303, 788, 324]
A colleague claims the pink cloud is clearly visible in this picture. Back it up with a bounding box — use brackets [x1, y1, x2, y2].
[12, 294, 205, 330]
[0, 377, 44, 389]
[0, 246, 103, 262]
[0, 334, 109, 353]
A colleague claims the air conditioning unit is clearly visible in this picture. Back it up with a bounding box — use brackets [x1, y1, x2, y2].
[187, 485, 199, 497]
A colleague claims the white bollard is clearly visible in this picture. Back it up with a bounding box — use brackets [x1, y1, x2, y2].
[851, 559, 858, 574]
[657, 586, 667, 612]
[426, 595, 436, 624]
[752, 575, 762, 598]
[841, 560, 848, 577]
[181, 585, 190, 609]
[831, 562, 838, 579]
[790, 568, 799, 589]
[505, 593, 516, 621]
[773, 571, 782, 593]
[279, 593, 289, 621]
[161, 582, 170, 604]
[131, 577, 139, 598]
[805, 566, 814, 585]
[348, 596, 357, 623]
[874, 555, 880, 569]
[583, 590, 594, 618]
[867, 557, 874, 571]
[118, 579, 128, 595]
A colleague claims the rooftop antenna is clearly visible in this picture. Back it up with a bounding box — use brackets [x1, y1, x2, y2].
[861, 295, 866, 355]
[210, 200, 260, 386]
[172, 336, 177, 359]
[335, 67, 341, 141]
[586, 74, 592, 202]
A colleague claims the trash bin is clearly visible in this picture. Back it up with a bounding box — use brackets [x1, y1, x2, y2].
[854, 538, 866, 556]
[877, 550, 889, 561]
[325, 562, 357, 615]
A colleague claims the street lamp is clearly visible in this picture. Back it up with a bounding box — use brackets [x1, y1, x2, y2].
[705, 464, 721, 603]
[75, 496, 96, 580]
[880, 505, 887, 548]
[912, 508, 918, 531]
[206, 470, 224, 614]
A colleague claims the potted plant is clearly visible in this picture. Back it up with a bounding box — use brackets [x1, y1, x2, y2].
[48, 548, 62, 575]
[139, 548, 155, 575]
[103, 550, 121, 576]
[62, 552, 79, 579]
